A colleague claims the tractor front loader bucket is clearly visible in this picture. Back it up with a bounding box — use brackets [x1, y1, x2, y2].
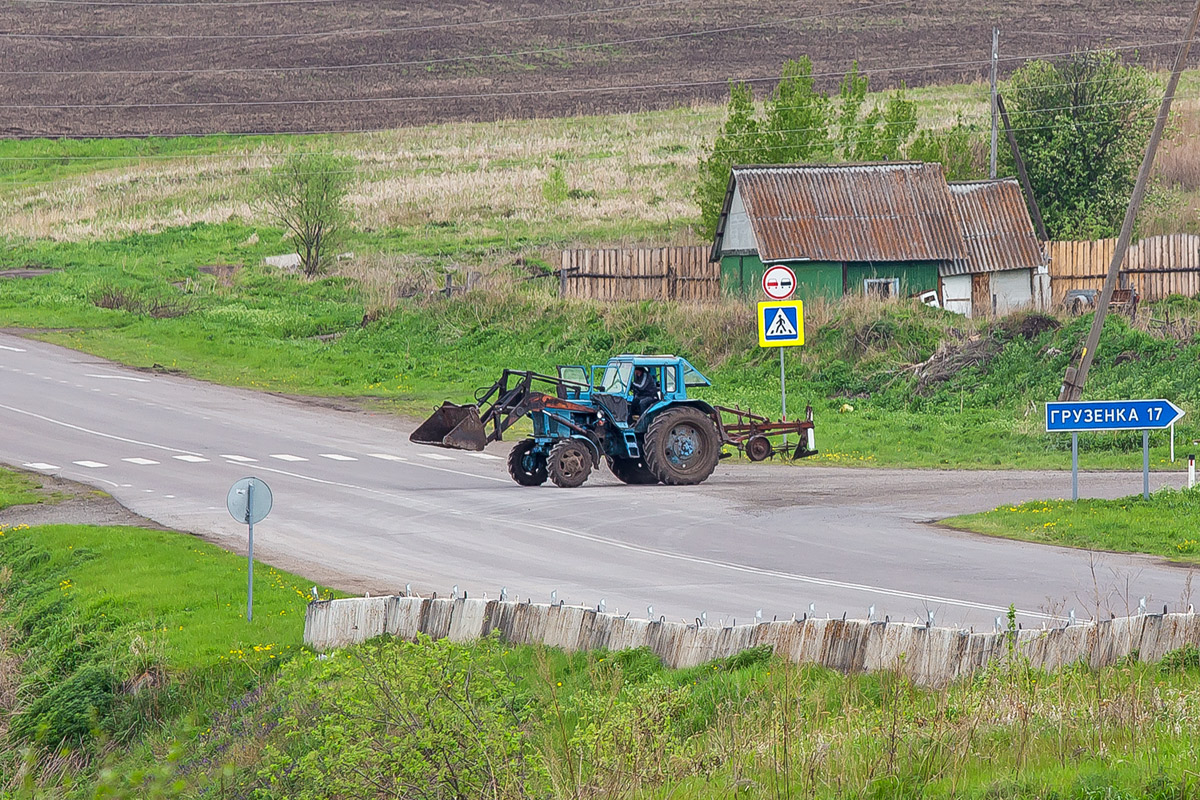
[410, 402, 489, 451]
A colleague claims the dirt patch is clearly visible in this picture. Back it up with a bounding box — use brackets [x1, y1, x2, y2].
[994, 312, 1061, 341]
[2, 1, 1186, 137]
[0, 472, 167, 530]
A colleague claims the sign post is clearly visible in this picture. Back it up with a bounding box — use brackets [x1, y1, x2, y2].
[757, 298, 804, 446]
[1046, 399, 1185, 500]
[227, 477, 273, 621]
[761, 265, 799, 432]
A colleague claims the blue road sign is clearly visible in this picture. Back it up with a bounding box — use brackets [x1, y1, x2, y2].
[1046, 399, 1185, 432]
[757, 301, 804, 347]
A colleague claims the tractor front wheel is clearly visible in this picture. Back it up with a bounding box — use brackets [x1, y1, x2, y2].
[508, 439, 548, 486]
[547, 439, 593, 488]
[644, 407, 721, 485]
[607, 456, 658, 485]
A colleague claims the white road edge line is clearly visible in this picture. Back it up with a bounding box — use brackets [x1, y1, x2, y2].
[0, 403, 205, 456]
[0, 345, 26, 352]
[85, 373, 150, 382]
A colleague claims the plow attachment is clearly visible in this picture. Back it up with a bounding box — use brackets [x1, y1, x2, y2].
[713, 404, 817, 461]
[409, 402, 489, 451]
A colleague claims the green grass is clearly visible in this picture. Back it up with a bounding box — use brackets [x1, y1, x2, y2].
[4, 485, 1200, 798]
[2, 79, 1200, 472]
[941, 486, 1200, 562]
[0, 510, 342, 780]
[0, 469, 42, 510]
[3, 234, 1199, 470]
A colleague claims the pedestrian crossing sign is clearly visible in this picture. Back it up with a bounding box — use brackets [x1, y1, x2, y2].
[757, 300, 804, 347]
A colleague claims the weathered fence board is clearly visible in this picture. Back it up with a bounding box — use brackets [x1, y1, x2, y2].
[306, 596, 1200, 688]
[1048, 233, 1200, 304]
[559, 246, 720, 301]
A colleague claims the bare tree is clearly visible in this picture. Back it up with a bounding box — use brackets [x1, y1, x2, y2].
[259, 152, 356, 277]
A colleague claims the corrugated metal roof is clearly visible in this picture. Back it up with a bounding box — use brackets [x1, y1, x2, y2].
[946, 180, 1048, 276]
[730, 163, 968, 267]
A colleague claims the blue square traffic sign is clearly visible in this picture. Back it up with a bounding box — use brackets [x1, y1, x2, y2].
[757, 301, 804, 347]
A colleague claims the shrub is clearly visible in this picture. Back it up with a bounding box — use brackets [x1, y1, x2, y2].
[9, 664, 117, 745]
[259, 152, 356, 277]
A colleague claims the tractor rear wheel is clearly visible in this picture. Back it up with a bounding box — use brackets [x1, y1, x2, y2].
[607, 456, 658, 485]
[507, 439, 548, 486]
[547, 439, 593, 488]
[644, 407, 721, 485]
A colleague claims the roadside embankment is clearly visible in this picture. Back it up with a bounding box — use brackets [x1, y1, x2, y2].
[306, 594, 1200, 687]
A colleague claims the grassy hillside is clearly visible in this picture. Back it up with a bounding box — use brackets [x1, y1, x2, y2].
[3, 82, 1200, 471]
[3, 477, 1200, 799]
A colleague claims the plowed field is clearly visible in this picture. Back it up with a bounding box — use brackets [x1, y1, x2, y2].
[0, 0, 1191, 137]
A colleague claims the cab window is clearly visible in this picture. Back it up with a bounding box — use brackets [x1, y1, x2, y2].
[598, 362, 632, 393]
[557, 366, 588, 399]
[663, 366, 677, 394]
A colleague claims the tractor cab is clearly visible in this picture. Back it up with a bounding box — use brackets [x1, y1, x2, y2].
[557, 355, 711, 429]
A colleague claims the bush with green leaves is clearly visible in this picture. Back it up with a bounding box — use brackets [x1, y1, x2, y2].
[261, 633, 544, 800]
[259, 152, 357, 277]
[695, 59, 924, 236]
[1002, 50, 1158, 239]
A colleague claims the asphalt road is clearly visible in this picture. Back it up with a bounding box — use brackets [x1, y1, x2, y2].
[1, 332, 1195, 629]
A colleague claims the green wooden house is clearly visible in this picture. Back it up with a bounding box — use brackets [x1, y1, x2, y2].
[710, 162, 1047, 315]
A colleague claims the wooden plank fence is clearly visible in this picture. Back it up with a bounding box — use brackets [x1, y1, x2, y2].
[559, 246, 719, 301]
[1048, 234, 1200, 304]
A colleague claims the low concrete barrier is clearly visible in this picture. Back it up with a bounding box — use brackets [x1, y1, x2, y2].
[303, 596, 1200, 686]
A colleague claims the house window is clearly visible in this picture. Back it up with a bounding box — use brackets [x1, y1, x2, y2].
[864, 277, 900, 299]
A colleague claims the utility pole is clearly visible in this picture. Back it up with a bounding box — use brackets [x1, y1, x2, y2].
[1059, 0, 1200, 401]
[997, 94, 1047, 241]
[990, 27, 999, 179]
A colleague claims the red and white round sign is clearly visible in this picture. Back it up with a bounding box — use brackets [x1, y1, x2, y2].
[762, 264, 797, 300]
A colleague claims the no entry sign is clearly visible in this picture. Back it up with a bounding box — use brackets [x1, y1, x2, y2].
[762, 264, 797, 300]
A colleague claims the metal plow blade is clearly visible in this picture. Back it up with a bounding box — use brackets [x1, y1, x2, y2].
[409, 402, 489, 451]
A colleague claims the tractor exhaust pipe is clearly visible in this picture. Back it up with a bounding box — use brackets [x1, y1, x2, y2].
[409, 402, 489, 451]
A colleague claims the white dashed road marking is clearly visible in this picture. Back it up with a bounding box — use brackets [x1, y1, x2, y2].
[467, 452, 503, 460]
[84, 374, 150, 382]
[23, 463, 58, 471]
[419, 452, 456, 461]
[221, 455, 257, 462]
[270, 454, 308, 462]
[173, 455, 210, 463]
[73, 460, 108, 468]
[320, 453, 357, 461]
[368, 453, 407, 461]
[123, 457, 160, 465]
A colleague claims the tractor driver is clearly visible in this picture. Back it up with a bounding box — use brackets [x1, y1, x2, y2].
[630, 365, 659, 419]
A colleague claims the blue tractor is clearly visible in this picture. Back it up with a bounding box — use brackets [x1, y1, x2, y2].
[411, 354, 816, 487]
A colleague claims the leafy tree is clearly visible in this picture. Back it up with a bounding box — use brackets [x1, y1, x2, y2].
[835, 63, 917, 162]
[260, 152, 357, 277]
[695, 81, 766, 236]
[908, 118, 984, 181]
[1002, 50, 1158, 239]
[695, 59, 921, 236]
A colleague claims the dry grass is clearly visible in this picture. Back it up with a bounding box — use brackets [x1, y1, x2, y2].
[0, 107, 720, 245]
[6, 77, 1200, 247]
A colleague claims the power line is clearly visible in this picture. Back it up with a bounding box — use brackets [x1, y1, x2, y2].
[0, 87, 1170, 160]
[0, 102, 1179, 185]
[0, 54, 1181, 112]
[0, 0, 909, 41]
[2, 0, 693, 39]
[0, 31, 1185, 89]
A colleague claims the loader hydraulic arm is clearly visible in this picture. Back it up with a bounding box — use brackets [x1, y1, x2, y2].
[410, 370, 594, 451]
